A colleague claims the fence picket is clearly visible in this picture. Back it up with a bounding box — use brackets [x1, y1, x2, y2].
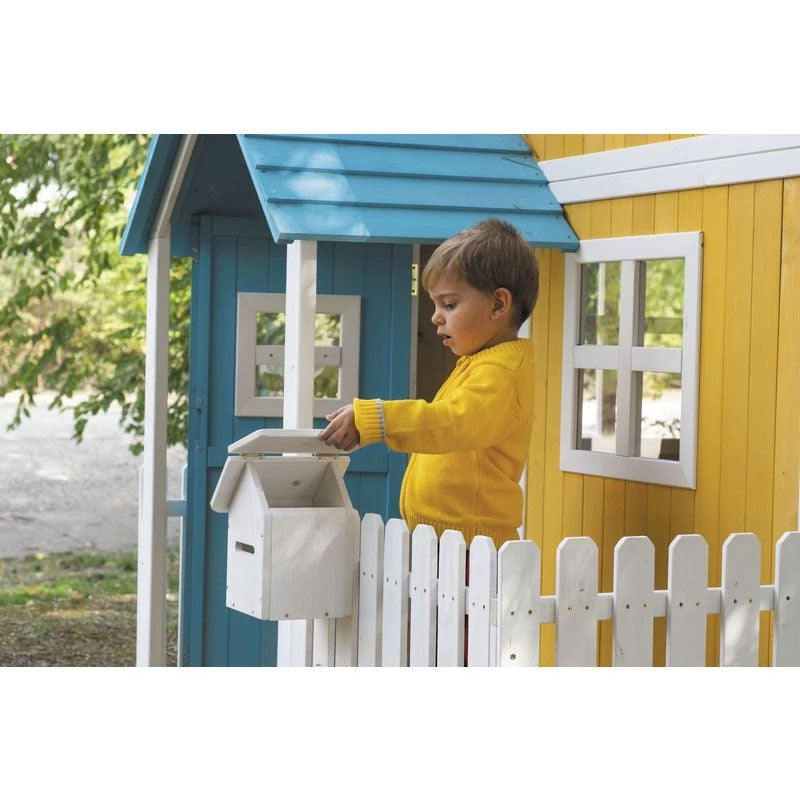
[356, 513, 384, 667]
[437, 529, 467, 667]
[409, 525, 438, 666]
[466, 536, 497, 667]
[555, 537, 598, 666]
[666, 534, 708, 667]
[613, 537, 655, 667]
[381, 518, 410, 667]
[497, 540, 541, 667]
[312, 619, 335, 666]
[269, 512, 800, 669]
[720, 533, 761, 667]
[773, 531, 800, 666]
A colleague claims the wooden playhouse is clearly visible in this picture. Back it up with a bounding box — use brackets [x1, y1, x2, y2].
[120, 134, 578, 666]
[122, 134, 800, 667]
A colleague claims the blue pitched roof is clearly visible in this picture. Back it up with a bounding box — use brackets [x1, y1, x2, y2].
[120, 134, 578, 255]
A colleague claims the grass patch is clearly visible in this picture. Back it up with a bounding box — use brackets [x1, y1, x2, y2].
[0, 548, 179, 667]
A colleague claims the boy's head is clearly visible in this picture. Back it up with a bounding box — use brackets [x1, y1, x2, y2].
[421, 218, 540, 356]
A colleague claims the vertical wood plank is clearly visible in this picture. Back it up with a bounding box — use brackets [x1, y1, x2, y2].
[559, 203, 590, 554]
[544, 134, 565, 161]
[773, 530, 800, 666]
[647, 483, 671, 667]
[666, 535, 708, 666]
[409, 524, 438, 667]
[746, 179, 783, 665]
[604, 134, 626, 151]
[720, 533, 761, 667]
[624, 135, 648, 148]
[312, 619, 335, 666]
[601, 478, 626, 666]
[671, 187, 702, 543]
[437, 529, 467, 667]
[612, 536, 655, 666]
[524, 134, 547, 161]
[497, 541, 541, 667]
[648, 188, 682, 667]
[588, 198, 613, 666]
[540, 243, 565, 666]
[357, 513, 384, 666]
[466, 536, 497, 667]
[583, 134, 605, 154]
[528, 245, 551, 550]
[333, 509, 360, 667]
[773, 178, 800, 656]
[381, 518, 410, 667]
[555, 537, 599, 666]
[694, 185, 730, 665]
[287, 621, 313, 667]
[280, 238, 318, 666]
[563, 135, 585, 157]
[137, 233, 171, 667]
[718, 184, 755, 553]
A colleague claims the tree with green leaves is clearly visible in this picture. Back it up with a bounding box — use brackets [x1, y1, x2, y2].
[0, 134, 190, 454]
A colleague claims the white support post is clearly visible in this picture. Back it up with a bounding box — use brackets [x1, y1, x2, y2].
[278, 239, 318, 665]
[136, 134, 196, 667]
[137, 233, 171, 666]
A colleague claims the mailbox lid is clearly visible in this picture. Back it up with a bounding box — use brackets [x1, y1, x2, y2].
[228, 428, 359, 455]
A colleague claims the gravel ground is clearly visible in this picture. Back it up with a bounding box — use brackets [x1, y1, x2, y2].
[0, 391, 186, 559]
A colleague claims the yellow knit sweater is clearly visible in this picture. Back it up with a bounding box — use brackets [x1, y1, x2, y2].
[353, 338, 534, 549]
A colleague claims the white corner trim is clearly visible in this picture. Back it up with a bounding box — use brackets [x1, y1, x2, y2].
[539, 135, 800, 204]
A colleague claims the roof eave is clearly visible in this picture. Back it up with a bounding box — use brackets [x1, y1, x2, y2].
[119, 134, 183, 256]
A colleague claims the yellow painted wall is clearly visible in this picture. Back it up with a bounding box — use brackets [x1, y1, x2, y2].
[523, 135, 800, 666]
[523, 133, 697, 160]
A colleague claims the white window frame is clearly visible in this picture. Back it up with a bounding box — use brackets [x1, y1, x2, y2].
[235, 292, 361, 418]
[560, 231, 702, 489]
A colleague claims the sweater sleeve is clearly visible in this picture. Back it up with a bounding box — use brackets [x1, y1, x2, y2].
[354, 364, 521, 454]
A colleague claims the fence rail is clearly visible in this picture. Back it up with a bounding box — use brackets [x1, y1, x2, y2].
[281, 514, 800, 667]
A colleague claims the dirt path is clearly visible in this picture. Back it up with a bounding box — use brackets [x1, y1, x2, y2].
[0, 391, 186, 558]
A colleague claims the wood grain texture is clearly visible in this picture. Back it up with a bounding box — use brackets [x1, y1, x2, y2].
[773, 531, 800, 666]
[527, 246, 551, 550]
[497, 541, 541, 666]
[540, 244, 565, 666]
[612, 536, 655, 666]
[666, 535, 708, 666]
[694, 185, 729, 665]
[720, 533, 760, 667]
[747, 180, 782, 665]
[555, 537, 599, 666]
[774, 179, 800, 623]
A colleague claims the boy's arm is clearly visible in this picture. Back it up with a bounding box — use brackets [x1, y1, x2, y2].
[354, 364, 521, 454]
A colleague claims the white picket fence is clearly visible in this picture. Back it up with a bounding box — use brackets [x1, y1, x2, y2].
[278, 514, 800, 667]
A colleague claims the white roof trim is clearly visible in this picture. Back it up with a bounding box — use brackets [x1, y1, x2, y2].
[539, 135, 800, 203]
[152, 134, 197, 239]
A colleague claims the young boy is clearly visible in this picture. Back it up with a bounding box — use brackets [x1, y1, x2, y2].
[318, 217, 538, 552]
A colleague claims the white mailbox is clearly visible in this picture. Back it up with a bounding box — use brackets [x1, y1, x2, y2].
[209, 429, 359, 622]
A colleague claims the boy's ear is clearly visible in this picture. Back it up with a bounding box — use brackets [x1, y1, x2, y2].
[492, 288, 513, 317]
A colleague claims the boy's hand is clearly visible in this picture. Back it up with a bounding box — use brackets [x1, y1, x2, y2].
[317, 404, 360, 451]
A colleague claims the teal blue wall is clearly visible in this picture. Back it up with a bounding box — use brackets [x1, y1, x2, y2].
[183, 215, 411, 666]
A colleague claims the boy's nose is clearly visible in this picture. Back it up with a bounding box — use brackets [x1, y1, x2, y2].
[431, 309, 444, 325]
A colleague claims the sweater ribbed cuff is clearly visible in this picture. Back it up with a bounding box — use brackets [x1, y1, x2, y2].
[353, 398, 385, 445]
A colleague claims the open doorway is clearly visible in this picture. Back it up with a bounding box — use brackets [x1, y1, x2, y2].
[414, 244, 459, 401]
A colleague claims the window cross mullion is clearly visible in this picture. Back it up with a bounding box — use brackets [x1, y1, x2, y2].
[616, 260, 638, 457]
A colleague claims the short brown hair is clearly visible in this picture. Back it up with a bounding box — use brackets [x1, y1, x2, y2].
[421, 218, 539, 328]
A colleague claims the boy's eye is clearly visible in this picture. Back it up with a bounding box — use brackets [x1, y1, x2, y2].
[444, 303, 456, 311]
